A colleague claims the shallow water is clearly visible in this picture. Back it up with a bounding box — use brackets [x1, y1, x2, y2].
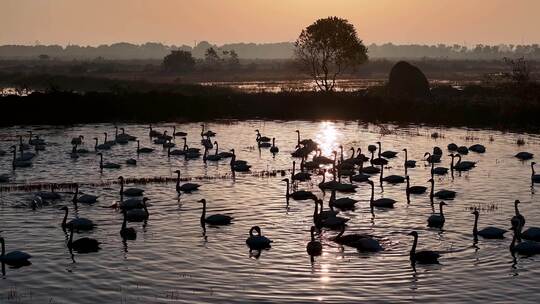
[0, 120, 539, 303]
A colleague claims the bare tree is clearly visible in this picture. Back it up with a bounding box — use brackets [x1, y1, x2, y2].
[295, 17, 368, 91]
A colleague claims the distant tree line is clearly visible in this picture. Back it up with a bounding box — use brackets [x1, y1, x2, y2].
[162, 47, 240, 73]
[2, 41, 540, 60]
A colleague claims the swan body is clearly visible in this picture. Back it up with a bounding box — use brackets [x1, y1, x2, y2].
[98, 153, 120, 169]
[199, 199, 233, 225]
[447, 143, 458, 151]
[67, 225, 100, 253]
[270, 138, 279, 153]
[120, 209, 136, 240]
[472, 209, 507, 239]
[429, 179, 456, 199]
[511, 200, 525, 229]
[515, 152, 533, 160]
[126, 199, 149, 222]
[531, 162, 540, 183]
[73, 184, 98, 204]
[118, 176, 144, 197]
[380, 165, 405, 184]
[427, 201, 446, 228]
[406, 176, 427, 194]
[522, 227, 540, 241]
[60, 206, 95, 230]
[175, 170, 201, 193]
[469, 144, 486, 153]
[246, 226, 272, 249]
[120, 197, 149, 210]
[332, 197, 359, 210]
[306, 226, 322, 256]
[137, 140, 154, 154]
[284, 178, 316, 200]
[368, 180, 396, 208]
[409, 231, 440, 264]
[457, 146, 469, 154]
[0, 237, 31, 265]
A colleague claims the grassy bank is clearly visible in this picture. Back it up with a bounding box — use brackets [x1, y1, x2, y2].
[1, 83, 540, 130]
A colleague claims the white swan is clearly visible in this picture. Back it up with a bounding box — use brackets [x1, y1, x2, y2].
[0, 237, 31, 265]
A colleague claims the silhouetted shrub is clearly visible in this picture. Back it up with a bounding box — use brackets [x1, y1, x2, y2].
[387, 61, 430, 99]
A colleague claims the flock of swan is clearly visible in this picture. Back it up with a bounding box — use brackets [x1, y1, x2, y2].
[1, 124, 540, 270]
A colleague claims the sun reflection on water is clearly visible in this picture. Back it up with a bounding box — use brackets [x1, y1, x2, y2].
[315, 121, 342, 157]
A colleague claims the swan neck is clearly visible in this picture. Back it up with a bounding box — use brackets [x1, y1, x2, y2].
[122, 211, 127, 230]
[201, 201, 206, 221]
[473, 213, 479, 234]
[410, 235, 418, 257]
[62, 208, 68, 226]
[532, 163, 536, 176]
[0, 238, 4, 257]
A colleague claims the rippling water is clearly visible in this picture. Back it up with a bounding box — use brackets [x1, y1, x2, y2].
[1, 120, 539, 303]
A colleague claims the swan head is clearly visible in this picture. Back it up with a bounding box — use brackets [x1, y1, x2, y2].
[423, 152, 430, 157]
[59, 206, 68, 211]
[439, 201, 447, 206]
[97, 153, 103, 156]
[402, 148, 407, 151]
[408, 231, 418, 237]
[405, 175, 410, 180]
[295, 130, 299, 133]
[93, 137, 98, 140]
[174, 169, 180, 173]
[366, 180, 374, 186]
[118, 176, 124, 180]
[198, 199, 206, 204]
[515, 199, 521, 205]
[281, 178, 289, 183]
[249, 226, 261, 236]
[427, 178, 434, 183]
[532, 162, 536, 166]
[471, 208, 479, 216]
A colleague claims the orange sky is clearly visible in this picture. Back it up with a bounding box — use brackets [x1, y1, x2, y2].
[2, 0, 539, 46]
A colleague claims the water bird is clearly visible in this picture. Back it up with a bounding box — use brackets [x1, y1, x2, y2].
[427, 201, 447, 228]
[215, 142, 234, 158]
[72, 183, 98, 204]
[457, 146, 469, 154]
[282, 178, 316, 200]
[71, 135, 84, 145]
[94, 137, 111, 150]
[367, 180, 396, 208]
[306, 226, 322, 256]
[199, 199, 233, 225]
[126, 199, 150, 222]
[98, 153, 121, 169]
[60, 206, 95, 230]
[120, 209, 137, 240]
[67, 224, 100, 253]
[515, 152, 533, 160]
[246, 226, 272, 250]
[270, 138, 279, 153]
[409, 231, 440, 264]
[469, 144, 486, 153]
[255, 130, 271, 143]
[531, 162, 540, 183]
[424, 152, 441, 164]
[0, 237, 31, 266]
[175, 170, 201, 193]
[447, 143, 458, 151]
[450, 154, 476, 171]
[511, 200, 525, 229]
[136, 140, 154, 154]
[230, 154, 251, 172]
[118, 176, 145, 197]
[173, 126, 187, 137]
[36, 184, 62, 200]
[380, 165, 405, 184]
[103, 132, 116, 146]
[510, 222, 540, 256]
[403, 148, 416, 168]
[291, 161, 311, 182]
[428, 178, 456, 200]
[405, 176, 427, 195]
[200, 124, 216, 137]
[378, 142, 398, 158]
[430, 161, 448, 176]
[471, 209, 507, 239]
[312, 199, 349, 229]
[330, 190, 358, 210]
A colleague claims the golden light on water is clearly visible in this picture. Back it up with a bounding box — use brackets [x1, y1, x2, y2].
[315, 121, 341, 157]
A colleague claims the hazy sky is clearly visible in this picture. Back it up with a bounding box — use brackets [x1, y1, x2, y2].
[2, 0, 539, 46]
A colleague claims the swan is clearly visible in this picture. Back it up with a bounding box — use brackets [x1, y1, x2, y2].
[427, 201, 447, 228]
[270, 138, 279, 153]
[114, 127, 129, 144]
[318, 170, 341, 190]
[0, 237, 31, 266]
[67, 224, 100, 253]
[149, 124, 163, 138]
[432, 146, 443, 156]
[255, 130, 271, 143]
[471, 209, 507, 239]
[306, 226, 322, 256]
[201, 136, 213, 149]
[380, 165, 405, 184]
[424, 152, 441, 164]
[118, 176, 145, 197]
[430, 161, 448, 176]
[126, 158, 137, 165]
[282, 178, 316, 200]
[203, 147, 221, 162]
[509, 222, 540, 256]
[172, 126, 187, 137]
[451, 154, 476, 171]
[515, 152, 533, 160]
[184, 145, 201, 160]
[403, 149, 416, 168]
[291, 161, 311, 182]
[317, 198, 339, 219]
[230, 155, 251, 172]
[330, 190, 359, 210]
[378, 142, 398, 158]
[408, 231, 440, 264]
[93, 137, 111, 150]
[312, 149, 334, 165]
[72, 183, 98, 204]
[126, 199, 149, 222]
[98, 153, 121, 169]
[332, 225, 382, 252]
[469, 144, 486, 153]
[332, 224, 371, 246]
[295, 130, 318, 150]
[167, 146, 185, 156]
[200, 124, 216, 137]
[70, 145, 79, 159]
[60, 206, 95, 230]
[531, 162, 540, 183]
[354, 148, 369, 162]
[120, 209, 137, 240]
[447, 143, 458, 151]
[367, 180, 396, 208]
[174, 170, 200, 193]
[511, 200, 525, 229]
[521, 226, 540, 242]
[350, 160, 370, 182]
[291, 145, 311, 158]
[457, 146, 469, 154]
[136, 140, 154, 154]
[370, 144, 388, 166]
[103, 132, 116, 146]
[163, 139, 176, 149]
[313, 199, 349, 229]
[117, 128, 137, 141]
[428, 178, 456, 200]
[119, 197, 149, 211]
[199, 199, 233, 225]
[36, 184, 62, 200]
[405, 176, 427, 195]
[246, 226, 272, 249]
[71, 135, 84, 145]
[215, 142, 234, 158]
[10, 146, 32, 168]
